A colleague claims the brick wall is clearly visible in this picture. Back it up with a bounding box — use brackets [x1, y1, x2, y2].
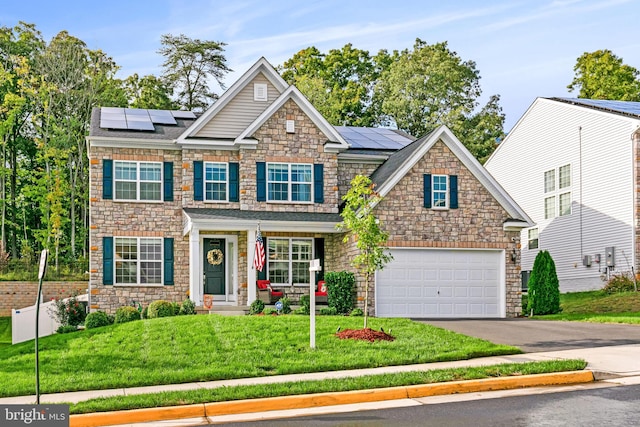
[0, 282, 88, 316]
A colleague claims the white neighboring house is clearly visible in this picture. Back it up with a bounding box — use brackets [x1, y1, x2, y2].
[485, 97, 640, 292]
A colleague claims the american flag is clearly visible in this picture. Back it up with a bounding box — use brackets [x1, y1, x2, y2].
[253, 225, 265, 272]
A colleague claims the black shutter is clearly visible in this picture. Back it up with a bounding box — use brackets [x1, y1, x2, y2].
[256, 162, 266, 202]
[194, 161, 203, 201]
[163, 162, 173, 202]
[449, 175, 458, 209]
[103, 159, 113, 200]
[313, 164, 324, 203]
[229, 162, 239, 202]
[423, 174, 432, 208]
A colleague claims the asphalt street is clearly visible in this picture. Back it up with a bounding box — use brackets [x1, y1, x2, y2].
[421, 318, 640, 352]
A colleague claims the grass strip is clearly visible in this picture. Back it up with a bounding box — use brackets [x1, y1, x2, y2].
[0, 317, 10, 347]
[0, 315, 520, 398]
[69, 359, 586, 414]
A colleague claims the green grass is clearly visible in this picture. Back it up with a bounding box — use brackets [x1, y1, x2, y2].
[0, 315, 520, 398]
[0, 317, 11, 348]
[69, 359, 586, 414]
[534, 290, 640, 323]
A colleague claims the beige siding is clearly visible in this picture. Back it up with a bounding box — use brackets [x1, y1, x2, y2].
[194, 73, 283, 139]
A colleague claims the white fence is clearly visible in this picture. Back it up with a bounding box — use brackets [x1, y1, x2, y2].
[11, 294, 88, 344]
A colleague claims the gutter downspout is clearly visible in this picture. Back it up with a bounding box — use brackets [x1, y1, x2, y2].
[632, 126, 640, 286]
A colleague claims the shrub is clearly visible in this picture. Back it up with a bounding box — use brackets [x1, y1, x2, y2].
[49, 293, 87, 327]
[85, 311, 111, 329]
[325, 271, 356, 314]
[56, 325, 78, 334]
[147, 300, 176, 319]
[171, 302, 181, 316]
[293, 307, 307, 315]
[114, 306, 141, 324]
[249, 299, 265, 315]
[263, 307, 277, 315]
[320, 306, 338, 315]
[603, 274, 637, 294]
[278, 297, 291, 314]
[298, 295, 310, 315]
[141, 306, 148, 319]
[526, 250, 560, 315]
[349, 308, 364, 317]
[179, 299, 196, 315]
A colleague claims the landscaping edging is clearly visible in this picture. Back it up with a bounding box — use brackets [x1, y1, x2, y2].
[69, 370, 594, 427]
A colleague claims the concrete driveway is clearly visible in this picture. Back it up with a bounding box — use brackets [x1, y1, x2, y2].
[422, 319, 640, 352]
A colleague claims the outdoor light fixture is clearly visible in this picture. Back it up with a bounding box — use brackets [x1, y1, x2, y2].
[510, 248, 517, 263]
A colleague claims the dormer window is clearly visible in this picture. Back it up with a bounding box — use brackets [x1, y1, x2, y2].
[254, 83, 268, 101]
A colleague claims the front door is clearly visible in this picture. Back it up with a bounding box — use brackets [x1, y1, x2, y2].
[204, 238, 225, 296]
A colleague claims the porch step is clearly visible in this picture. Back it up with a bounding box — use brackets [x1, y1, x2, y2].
[197, 305, 249, 316]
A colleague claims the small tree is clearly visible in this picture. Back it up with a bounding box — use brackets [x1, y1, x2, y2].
[526, 250, 560, 315]
[338, 175, 392, 328]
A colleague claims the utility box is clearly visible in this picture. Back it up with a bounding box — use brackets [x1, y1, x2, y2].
[605, 247, 615, 267]
[582, 255, 592, 267]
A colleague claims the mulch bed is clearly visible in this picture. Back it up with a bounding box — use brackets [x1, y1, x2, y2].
[335, 327, 395, 342]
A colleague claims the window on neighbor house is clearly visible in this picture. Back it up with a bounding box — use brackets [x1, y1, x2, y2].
[267, 163, 312, 202]
[432, 175, 448, 208]
[204, 162, 228, 201]
[114, 161, 162, 201]
[267, 238, 313, 286]
[528, 228, 539, 250]
[114, 237, 162, 285]
[543, 164, 571, 219]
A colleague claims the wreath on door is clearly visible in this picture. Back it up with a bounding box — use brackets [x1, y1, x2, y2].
[207, 249, 224, 266]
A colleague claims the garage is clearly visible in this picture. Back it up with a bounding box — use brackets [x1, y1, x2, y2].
[376, 248, 505, 318]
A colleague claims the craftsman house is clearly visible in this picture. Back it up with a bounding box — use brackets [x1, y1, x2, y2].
[485, 97, 640, 292]
[87, 57, 532, 318]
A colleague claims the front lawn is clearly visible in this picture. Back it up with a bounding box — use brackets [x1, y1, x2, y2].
[534, 290, 640, 323]
[0, 317, 11, 348]
[0, 315, 520, 398]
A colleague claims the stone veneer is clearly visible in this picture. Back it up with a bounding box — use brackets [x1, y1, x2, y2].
[89, 99, 521, 316]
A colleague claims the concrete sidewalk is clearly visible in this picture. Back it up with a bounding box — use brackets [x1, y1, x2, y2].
[3, 344, 640, 426]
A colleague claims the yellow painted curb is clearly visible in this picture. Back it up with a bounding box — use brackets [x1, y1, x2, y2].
[69, 403, 205, 427]
[69, 371, 594, 427]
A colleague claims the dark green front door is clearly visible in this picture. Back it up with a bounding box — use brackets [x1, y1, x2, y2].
[204, 238, 225, 295]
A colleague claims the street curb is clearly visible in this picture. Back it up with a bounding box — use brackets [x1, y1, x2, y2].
[69, 370, 594, 427]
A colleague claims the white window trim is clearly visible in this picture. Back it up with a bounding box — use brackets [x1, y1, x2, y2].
[114, 160, 163, 202]
[267, 237, 314, 287]
[527, 228, 539, 250]
[114, 237, 163, 286]
[432, 174, 449, 209]
[543, 164, 571, 219]
[204, 162, 229, 203]
[266, 162, 313, 204]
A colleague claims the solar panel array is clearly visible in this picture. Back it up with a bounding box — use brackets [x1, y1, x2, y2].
[99, 107, 197, 131]
[335, 126, 414, 149]
[555, 98, 640, 117]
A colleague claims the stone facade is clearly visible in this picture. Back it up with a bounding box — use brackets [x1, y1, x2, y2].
[88, 73, 524, 317]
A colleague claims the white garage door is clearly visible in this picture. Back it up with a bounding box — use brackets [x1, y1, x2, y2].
[376, 249, 504, 318]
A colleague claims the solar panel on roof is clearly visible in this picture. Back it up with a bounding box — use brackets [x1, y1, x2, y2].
[126, 120, 155, 131]
[100, 119, 128, 130]
[171, 110, 197, 119]
[556, 98, 640, 117]
[148, 109, 177, 125]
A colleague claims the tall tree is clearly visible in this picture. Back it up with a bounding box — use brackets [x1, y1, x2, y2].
[568, 49, 640, 101]
[281, 44, 385, 126]
[338, 175, 392, 329]
[0, 22, 44, 257]
[376, 39, 504, 161]
[124, 73, 176, 109]
[158, 34, 230, 111]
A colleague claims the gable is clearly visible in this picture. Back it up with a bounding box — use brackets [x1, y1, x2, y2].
[373, 126, 532, 225]
[193, 72, 282, 139]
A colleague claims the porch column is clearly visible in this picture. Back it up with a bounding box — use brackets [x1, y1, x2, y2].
[247, 228, 257, 304]
[189, 225, 201, 306]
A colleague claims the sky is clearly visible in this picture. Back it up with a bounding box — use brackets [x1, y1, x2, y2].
[2, 0, 639, 132]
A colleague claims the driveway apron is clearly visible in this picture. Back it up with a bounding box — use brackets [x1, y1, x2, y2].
[421, 318, 640, 352]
